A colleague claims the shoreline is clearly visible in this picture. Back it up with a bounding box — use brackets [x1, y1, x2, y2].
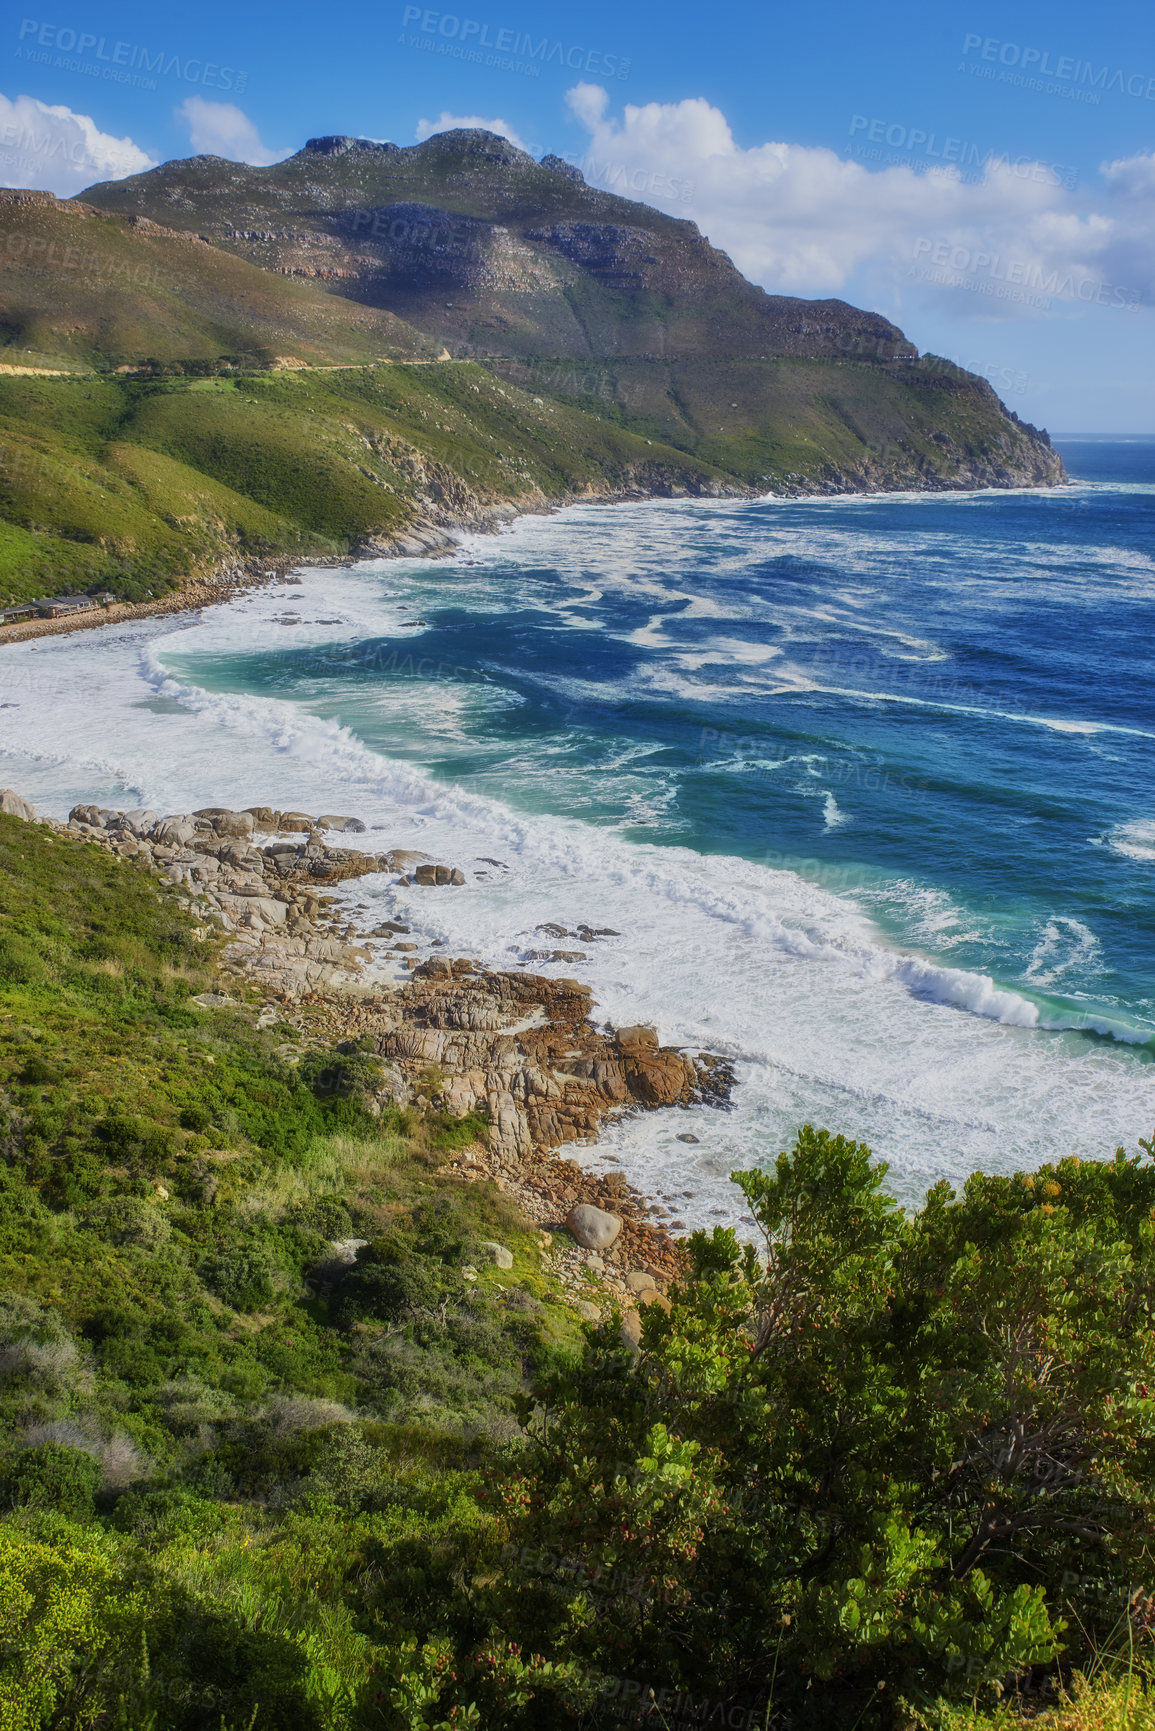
[0, 787, 719, 1314]
[0, 459, 1072, 654]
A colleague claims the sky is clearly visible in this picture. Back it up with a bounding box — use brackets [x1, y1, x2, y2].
[1, 0, 1152, 430]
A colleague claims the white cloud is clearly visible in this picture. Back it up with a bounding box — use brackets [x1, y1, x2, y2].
[0, 93, 153, 196]
[415, 112, 529, 152]
[175, 97, 283, 166]
[564, 86, 1155, 321]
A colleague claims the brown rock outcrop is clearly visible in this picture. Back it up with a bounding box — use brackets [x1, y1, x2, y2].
[338, 961, 733, 1169]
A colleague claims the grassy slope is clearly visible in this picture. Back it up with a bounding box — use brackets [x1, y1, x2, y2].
[494, 354, 1054, 486]
[0, 195, 433, 371]
[0, 361, 722, 605]
[0, 818, 1148, 1729]
[0, 351, 1059, 610]
[0, 811, 591, 1723]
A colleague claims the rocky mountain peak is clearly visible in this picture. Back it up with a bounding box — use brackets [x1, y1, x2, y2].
[540, 153, 585, 184]
[301, 136, 400, 157]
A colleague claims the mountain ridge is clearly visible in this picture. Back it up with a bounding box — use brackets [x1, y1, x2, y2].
[76, 129, 921, 365]
[0, 128, 1064, 614]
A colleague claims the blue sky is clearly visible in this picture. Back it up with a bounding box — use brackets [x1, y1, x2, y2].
[2, 0, 1152, 429]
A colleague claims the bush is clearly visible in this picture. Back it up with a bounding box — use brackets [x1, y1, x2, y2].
[81, 1195, 171, 1250]
[332, 1255, 439, 1328]
[0, 1443, 103, 1517]
[199, 1246, 276, 1312]
[482, 1128, 1155, 1727]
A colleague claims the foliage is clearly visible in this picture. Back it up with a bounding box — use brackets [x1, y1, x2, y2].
[2, 816, 1153, 1727]
[482, 1126, 1155, 1727]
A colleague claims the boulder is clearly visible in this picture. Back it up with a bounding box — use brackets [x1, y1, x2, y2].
[616, 1025, 659, 1055]
[388, 849, 430, 871]
[573, 1300, 601, 1323]
[478, 1239, 514, 1270]
[0, 789, 36, 823]
[279, 811, 315, 833]
[153, 817, 199, 847]
[625, 1047, 695, 1108]
[213, 811, 256, 840]
[317, 814, 366, 833]
[245, 807, 279, 828]
[625, 1270, 656, 1295]
[620, 1309, 643, 1351]
[566, 1203, 622, 1251]
[111, 807, 160, 834]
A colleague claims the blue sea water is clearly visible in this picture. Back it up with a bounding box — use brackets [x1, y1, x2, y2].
[3, 440, 1154, 1218]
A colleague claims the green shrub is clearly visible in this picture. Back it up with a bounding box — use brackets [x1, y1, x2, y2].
[332, 1255, 440, 1328]
[199, 1247, 277, 1312]
[80, 1195, 171, 1250]
[480, 1127, 1155, 1727]
[0, 1443, 102, 1517]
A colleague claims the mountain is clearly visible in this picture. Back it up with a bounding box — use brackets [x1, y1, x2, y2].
[79, 130, 916, 366]
[0, 188, 434, 372]
[72, 131, 1064, 494]
[0, 131, 1064, 611]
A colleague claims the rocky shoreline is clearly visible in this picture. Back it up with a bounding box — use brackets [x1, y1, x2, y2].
[0, 478, 739, 652]
[1, 788, 736, 1323]
[0, 452, 1068, 654]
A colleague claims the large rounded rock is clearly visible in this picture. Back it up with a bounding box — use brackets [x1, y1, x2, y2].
[194, 808, 255, 840]
[1, 789, 37, 822]
[620, 1309, 643, 1351]
[318, 814, 366, 833]
[566, 1203, 622, 1251]
[388, 849, 430, 872]
[478, 1239, 514, 1270]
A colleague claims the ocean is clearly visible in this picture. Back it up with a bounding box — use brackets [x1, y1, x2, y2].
[3, 436, 1153, 1225]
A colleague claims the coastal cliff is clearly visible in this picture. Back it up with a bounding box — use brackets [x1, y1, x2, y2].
[0, 129, 1064, 620]
[2, 789, 734, 1305]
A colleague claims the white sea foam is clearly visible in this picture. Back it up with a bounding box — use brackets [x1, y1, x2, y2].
[1025, 917, 1103, 987]
[2, 502, 1152, 1227]
[1103, 818, 1155, 862]
[821, 792, 851, 830]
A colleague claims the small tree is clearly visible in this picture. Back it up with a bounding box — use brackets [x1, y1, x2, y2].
[479, 1127, 1155, 1727]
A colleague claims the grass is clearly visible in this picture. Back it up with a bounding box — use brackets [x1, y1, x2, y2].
[0, 350, 1057, 612]
[0, 811, 583, 1457]
[0, 361, 725, 606]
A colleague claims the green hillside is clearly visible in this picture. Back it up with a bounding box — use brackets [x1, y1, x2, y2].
[0, 360, 726, 606]
[1, 812, 1152, 1729]
[494, 352, 1058, 488]
[0, 189, 433, 373]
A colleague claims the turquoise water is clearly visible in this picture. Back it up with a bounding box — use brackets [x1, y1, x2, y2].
[181, 439, 1155, 1043]
[3, 442, 1153, 1215]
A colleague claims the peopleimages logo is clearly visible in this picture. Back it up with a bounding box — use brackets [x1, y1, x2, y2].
[847, 117, 1077, 188]
[15, 19, 248, 92]
[399, 7, 631, 78]
[960, 33, 1155, 101]
[911, 238, 1141, 311]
